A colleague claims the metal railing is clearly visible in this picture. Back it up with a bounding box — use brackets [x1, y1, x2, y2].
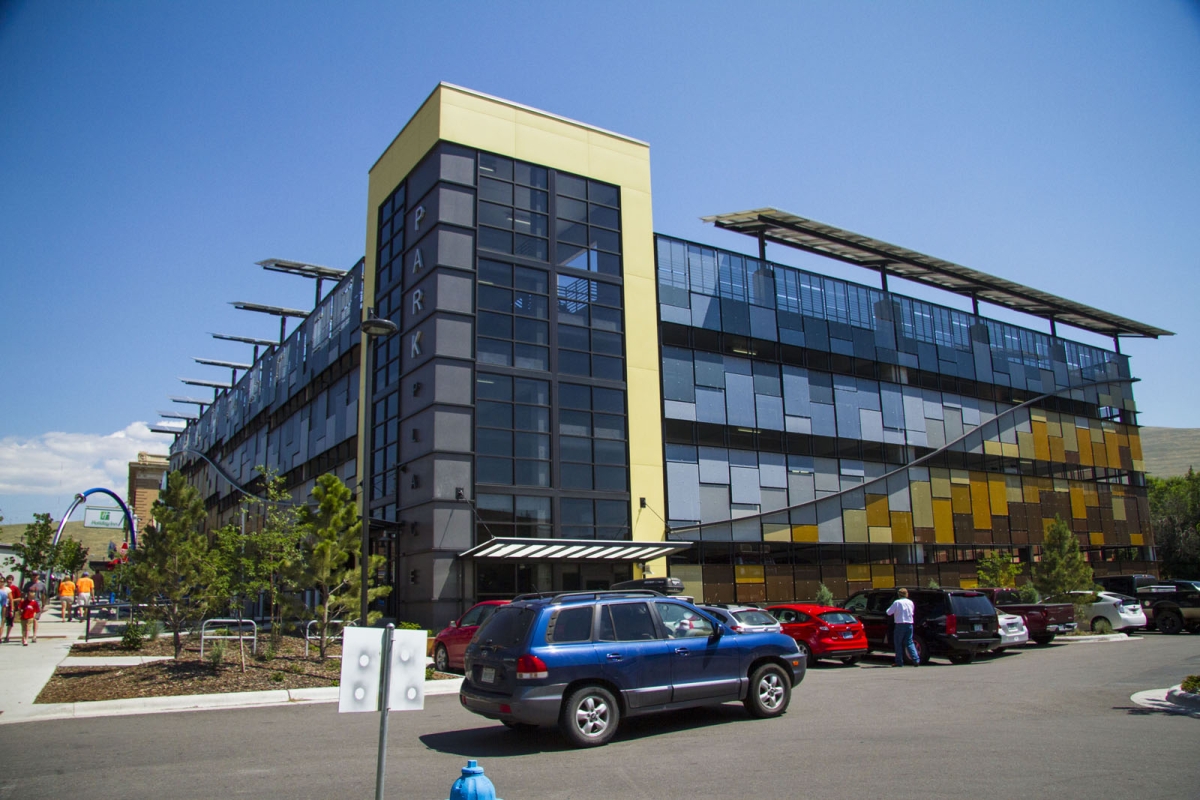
[200, 618, 258, 658]
[305, 618, 356, 657]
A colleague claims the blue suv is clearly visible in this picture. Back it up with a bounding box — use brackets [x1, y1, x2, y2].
[458, 590, 806, 747]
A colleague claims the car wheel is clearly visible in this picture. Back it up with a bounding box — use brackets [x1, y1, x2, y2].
[795, 641, 814, 668]
[912, 635, 931, 665]
[1031, 634, 1055, 645]
[948, 652, 974, 665]
[743, 663, 791, 718]
[434, 644, 450, 673]
[560, 685, 619, 748]
[1090, 617, 1113, 635]
[1156, 610, 1184, 635]
[841, 656, 862, 666]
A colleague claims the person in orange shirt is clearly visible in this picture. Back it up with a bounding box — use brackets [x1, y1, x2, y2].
[57, 575, 76, 622]
[76, 572, 95, 621]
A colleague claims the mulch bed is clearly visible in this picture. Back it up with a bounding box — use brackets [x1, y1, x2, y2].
[38, 633, 455, 704]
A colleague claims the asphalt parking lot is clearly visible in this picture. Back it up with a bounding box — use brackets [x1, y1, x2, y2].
[4, 633, 1198, 800]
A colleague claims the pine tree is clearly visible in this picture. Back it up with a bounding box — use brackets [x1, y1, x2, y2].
[1032, 516, 1094, 598]
[9, 513, 59, 584]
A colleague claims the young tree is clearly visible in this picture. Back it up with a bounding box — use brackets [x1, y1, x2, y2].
[1032, 516, 1094, 599]
[815, 583, 835, 606]
[1148, 471, 1200, 579]
[8, 513, 59, 583]
[295, 474, 389, 660]
[976, 549, 1023, 588]
[245, 468, 304, 645]
[56, 538, 90, 578]
[126, 472, 216, 658]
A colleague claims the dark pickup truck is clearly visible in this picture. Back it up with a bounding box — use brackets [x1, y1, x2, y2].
[1137, 580, 1200, 635]
[973, 588, 1076, 645]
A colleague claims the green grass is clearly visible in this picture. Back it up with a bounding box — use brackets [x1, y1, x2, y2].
[1140, 427, 1200, 478]
[0, 521, 127, 562]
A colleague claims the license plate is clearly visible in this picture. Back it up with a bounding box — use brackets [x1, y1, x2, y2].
[973, 623, 982, 632]
[481, 667, 496, 684]
[842, 631, 854, 639]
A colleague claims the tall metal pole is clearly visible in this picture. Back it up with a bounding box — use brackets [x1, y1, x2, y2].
[360, 333, 375, 627]
[374, 623, 395, 800]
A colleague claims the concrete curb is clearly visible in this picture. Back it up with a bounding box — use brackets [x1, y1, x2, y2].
[0, 676, 464, 725]
[1056, 633, 1138, 644]
[59, 656, 175, 667]
[1130, 685, 1200, 717]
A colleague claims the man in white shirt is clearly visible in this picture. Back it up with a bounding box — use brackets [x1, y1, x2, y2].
[886, 588, 920, 667]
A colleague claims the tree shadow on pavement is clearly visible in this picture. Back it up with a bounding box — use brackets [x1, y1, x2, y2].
[419, 704, 756, 757]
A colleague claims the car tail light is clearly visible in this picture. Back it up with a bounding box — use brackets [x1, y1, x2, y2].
[516, 655, 549, 680]
[730, 624, 744, 633]
[945, 614, 957, 636]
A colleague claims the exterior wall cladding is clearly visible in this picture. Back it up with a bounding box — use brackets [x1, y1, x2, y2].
[170, 264, 363, 524]
[654, 236, 1154, 604]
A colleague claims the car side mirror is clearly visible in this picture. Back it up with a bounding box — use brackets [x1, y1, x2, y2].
[448, 620, 457, 628]
[712, 624, 726, 639]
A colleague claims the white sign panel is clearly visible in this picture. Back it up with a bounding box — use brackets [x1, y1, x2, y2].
[338, 628, 427, 713]
[84, 506, 124, 530]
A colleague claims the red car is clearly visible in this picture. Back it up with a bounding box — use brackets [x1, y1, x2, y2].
[433, 600, 509, 673]
[768, 603, 868, 667]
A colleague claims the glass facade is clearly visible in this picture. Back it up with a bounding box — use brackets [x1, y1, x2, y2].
[656, 235, 1154, 603]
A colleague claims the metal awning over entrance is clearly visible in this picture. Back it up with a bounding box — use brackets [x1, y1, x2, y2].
[459, 537, 691, 562]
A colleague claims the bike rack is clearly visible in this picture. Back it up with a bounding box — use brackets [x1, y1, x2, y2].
[200, 618, 258, 658]
[305, 618, 356, 657]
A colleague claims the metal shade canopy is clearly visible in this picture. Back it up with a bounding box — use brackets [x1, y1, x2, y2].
[459, 537, 691, 562]
[703, 208, 1173, 339]
[255, 258, 348, 281]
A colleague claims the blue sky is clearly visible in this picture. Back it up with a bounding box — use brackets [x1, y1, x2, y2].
[1, 1, 1197, 524]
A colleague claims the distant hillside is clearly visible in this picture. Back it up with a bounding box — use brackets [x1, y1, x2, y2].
[1140, 427, 1200, 478]
[0, 521, 127, 558]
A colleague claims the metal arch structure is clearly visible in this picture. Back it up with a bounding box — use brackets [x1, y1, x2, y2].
[47, 489, 137, 589]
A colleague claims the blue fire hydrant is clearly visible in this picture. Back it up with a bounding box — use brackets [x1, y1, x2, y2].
[447, 760, 501, 800]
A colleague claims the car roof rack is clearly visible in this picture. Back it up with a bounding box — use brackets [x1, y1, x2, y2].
[519, 589, 666, 604]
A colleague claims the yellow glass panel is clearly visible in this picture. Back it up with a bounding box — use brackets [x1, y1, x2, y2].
[1083, 485, 1099, 507]
[988, 476, 1009, 517]
[1133, 459, 1145, 472]
[866, 494, 890, 527]
[930, 469, 952, 498]
[846, 564, 871, 582]
[1070, 487, 1087, 519]
[763, 523, 791, 542]
[1022, 479, 1040, 504]
[735, 565, 764, 584]
[1131, 534, 1144, 546]
[1105, 431, 1121, 467]
[1017, 431, 1036, 460]
[951, 484, 972, 515]
[1062, 421, 1078, 452]
[911, 482, 934, 528]
[1091, 426, 1105, 443]
[1112, 496, 1127, 521]
[1002, 442, 1020, 458]
[960, 577, 979, 589]
[933, 498, 955, 543]
[1042, 518, 1056, 535]
[970, 477, 992, 529]
[984, 440, 1003, 456]
[1128, 431, 1143, 461]
[1049, 436, 1066, 463]
[791, 524, 819, 542]
[1077, 431, 1093, 466]
[891, 511, 914, 543]
[1046, 414, 1062, 438]
[1088, 532, 1104, 546]
[1005, 475, 1023, 504]
[950, 469, 970, 485]
[868, 526, 893, 543]
[1092, 438, 1108, 468]
[843, 509, 868, 542]
[871, 565, 895, 589]
[1032, 421, 1051, 461]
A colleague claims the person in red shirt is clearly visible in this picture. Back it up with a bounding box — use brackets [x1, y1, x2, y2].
[4, 576, 19, 643]
[20, 593, 39, 645]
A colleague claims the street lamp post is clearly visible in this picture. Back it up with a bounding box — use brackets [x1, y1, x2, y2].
[360, 308, 399, 625]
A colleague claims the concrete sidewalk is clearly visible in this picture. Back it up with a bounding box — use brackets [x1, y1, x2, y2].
[0, 608, 464, 725]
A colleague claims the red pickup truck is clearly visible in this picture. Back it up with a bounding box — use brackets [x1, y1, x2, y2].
[974, 588, 1076, 644]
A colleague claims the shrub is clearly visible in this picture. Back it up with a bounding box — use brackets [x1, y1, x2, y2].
[207, 641, 226, 673]
[121, 621, 145, 651]
[1181, 675, 1199, 694]
[1091, 617, 1113, 635]
[1017, 583, 1040, 603]
[398, 620, 423, 630]
[270, 672, 285, 683]
[926, 579, 940, 590]
[426, 664, 436, 680]
[143, 619, 164, 642]
[815, 583, 835, 607]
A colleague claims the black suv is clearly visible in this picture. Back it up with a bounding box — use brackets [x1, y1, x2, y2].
[459, 590, 806, 747]
[843, 588, 999, 664]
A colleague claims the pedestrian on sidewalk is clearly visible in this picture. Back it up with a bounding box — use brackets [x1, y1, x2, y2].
[0, 581, 9, 641]
[76, 572, 94, 621]
[4, 576, 20, 643]
[887, 587, 920, 667]
[58, 574, 76, 622]
[26, 577, 46, 620]
[20, 593, 40, 645]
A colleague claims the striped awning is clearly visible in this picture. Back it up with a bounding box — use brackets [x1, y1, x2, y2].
[459, 537, 691, 562]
